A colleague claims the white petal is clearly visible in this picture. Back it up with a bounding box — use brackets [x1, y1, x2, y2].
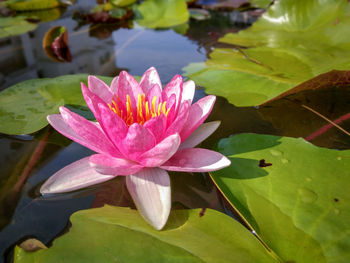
[40, 157, 115, 194]
[179, 121, 220, 149]
[126, 168, 171, 230]
[181, 80, 195, 103]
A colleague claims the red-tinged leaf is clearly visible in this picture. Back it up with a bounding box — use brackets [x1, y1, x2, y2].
[261, 70, 350, 105]
[42, 26, 71, 62]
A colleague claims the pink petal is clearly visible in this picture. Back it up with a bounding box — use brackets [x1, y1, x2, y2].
[146, 84, 162, 107]
[110, 76, 118, 94]
[89, 154, 143, 175]
[163, 100, 190, 138]
[88, 76, 113, 103]
[138, 133, 181, 167]
[40, 157, 115, 194]
[164, 94, 177, 125]
[120, 123, 156, 160]
[143, 114, 166, 142]
[179, 121, 220, 149]
[81, 83, 106, 119]
[126, 168, 171, 230]
[162, 74, 183, 112]
[59, 106, 120, 156]
[181, 80, 195, 103]
[180, 95, 216, 142]
[117, 71, 143, 109]
[97, 103, 128, 149]
[47, 113, 116, 157]
[160, 148, 231, 172]
[140, 67, 162, 94]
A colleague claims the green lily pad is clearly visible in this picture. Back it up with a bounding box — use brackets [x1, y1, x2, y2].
[136, 0, 189, 28]
[5, 0, 66, 11]
[0, 75, 113, 135]
[211, 133, 350, 262]
[249, 0, 271, 8]
[0, 16, 37, 38]
[110, 0, 136, 7]
[14, 206, 277, 263]
[183, 0, 350, 106]
[18, 7, 65, 22]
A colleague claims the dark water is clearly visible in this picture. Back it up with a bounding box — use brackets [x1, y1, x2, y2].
[0, 1, 349, 262]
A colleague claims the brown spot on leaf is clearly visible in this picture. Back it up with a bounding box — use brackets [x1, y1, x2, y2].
[199, 208, 207, 217]
[334, 198, 339, 202]
[259, 159, 272, 167]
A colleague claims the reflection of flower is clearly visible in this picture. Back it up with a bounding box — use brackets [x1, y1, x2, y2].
[41, 67, 230, 230]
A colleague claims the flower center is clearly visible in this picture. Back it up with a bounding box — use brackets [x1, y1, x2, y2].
[108, 94, 170, 126]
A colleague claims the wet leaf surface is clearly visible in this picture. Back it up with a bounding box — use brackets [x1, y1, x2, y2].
[136, 0, 190, 28]
[184, 0, 350, 106]
[5, 0, 65, 11]
[211, 133, 350, 262]
[0, 17, 37, 38]
[0, 75, 113, 135]
[14, 206, 277, 263]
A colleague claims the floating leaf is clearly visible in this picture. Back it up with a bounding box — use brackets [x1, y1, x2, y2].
[110, 0, 136, 7]
[0, 16, 37, 38]
[19, 7, 65, 22]
[5, 0, 64, 11]
[0, 75, 113, 135]
[211, 133, 350, 262]
[43, 26, 71, 62]
[261, 70, 350, 104]
[109, 7, 127, 19]
[14, 206, 277, 263]
[189, 8, 210, 21]
[136, 0, 189, 28]
[248, 0, 271, 8]
[183, 0, 350, 106]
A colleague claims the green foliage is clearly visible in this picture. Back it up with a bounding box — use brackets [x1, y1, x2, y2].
[5, 0, 64, 11]
[0, 75, 113, 135]
[0, 16, 37, 38]
[136, 0, 189, 28]
[183, 0, 350, 106]
[211, 133, 350, 262]
[110, 0, 136, 7]
[14, 206, 277, 263]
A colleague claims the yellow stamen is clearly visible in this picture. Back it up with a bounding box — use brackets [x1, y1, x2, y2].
[145, 101, 150, 120]
[108, 93, 170, 126]
[157, 103, 162, 116]
[162, 102, 167, 115]
[151, 96, 157, 115]
[165, 107, 171, 116]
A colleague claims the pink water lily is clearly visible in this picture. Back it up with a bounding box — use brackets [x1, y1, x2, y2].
[41, 67, 230, 230]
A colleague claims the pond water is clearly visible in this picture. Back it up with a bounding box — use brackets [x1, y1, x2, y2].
[0, 0, 350, 262]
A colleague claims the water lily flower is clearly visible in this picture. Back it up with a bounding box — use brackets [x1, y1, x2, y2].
[41, 67, 231, 230]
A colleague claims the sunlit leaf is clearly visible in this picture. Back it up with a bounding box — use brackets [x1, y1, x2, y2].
[211, 133, 350, 262]
[19, 7, 65, 22]
[248, 0, 271, 8]
[261, 70, 350, 104]
[0, 75, 113, 135]
[14, 206, 277, 263]
[136, 0, 189, 28]
[183, 0, 350, 106]
[5, 0, 64, 11]
[0, 16, 37, 38]
[110, 0, 136, 7]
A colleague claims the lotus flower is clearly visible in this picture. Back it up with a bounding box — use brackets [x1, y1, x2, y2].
[41, 67, 230, 230]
